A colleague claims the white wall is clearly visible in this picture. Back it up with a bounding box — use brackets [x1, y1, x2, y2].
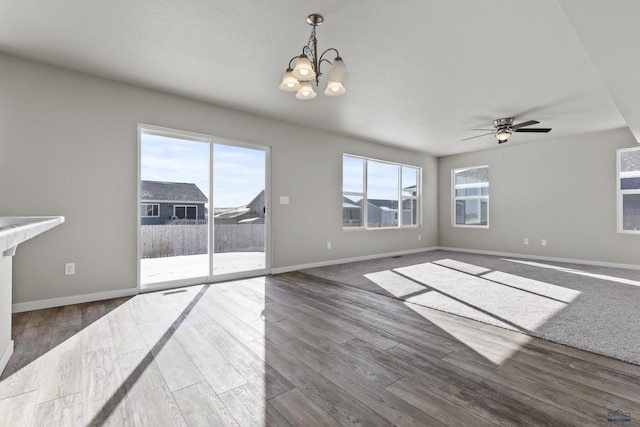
[0, 53, 438, 307]
[4, 51, 636, 310]
[438, 128, 640, 266]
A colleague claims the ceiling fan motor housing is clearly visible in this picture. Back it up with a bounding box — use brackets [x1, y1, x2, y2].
[493, 118, 514, 128]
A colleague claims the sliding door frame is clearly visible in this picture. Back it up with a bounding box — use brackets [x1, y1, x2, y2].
[137, 124, 271, 292]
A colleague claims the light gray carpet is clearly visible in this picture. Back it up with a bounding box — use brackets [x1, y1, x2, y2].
[301, 250, 640, 365]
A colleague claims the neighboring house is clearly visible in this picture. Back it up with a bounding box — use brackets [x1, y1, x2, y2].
[343, 192, 415, 226]
[343, 197, 399, 226]
[342, 197, 401, 226]
[343, 196, 362, 226]
[621, 149, 640, 230]
[368, 199, 399, 226]
[141, 180, 208, 225]
[214, 190, 265, 224]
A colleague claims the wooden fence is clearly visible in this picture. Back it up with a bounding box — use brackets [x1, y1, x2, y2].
[140, 223, 264, 258]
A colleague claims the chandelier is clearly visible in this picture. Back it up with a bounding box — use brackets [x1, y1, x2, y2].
[279, 14, 349, 100]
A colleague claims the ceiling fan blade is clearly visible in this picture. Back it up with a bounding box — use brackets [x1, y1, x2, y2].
[470, 128, 494, 131]
[461, 132, 494, 141]
[511, 120, 540, 130]
[514, 128, 552, 133]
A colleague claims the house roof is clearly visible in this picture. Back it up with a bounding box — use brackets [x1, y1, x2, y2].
[455, 166, 489, 183]
[343, 196, 361, 209]
[368, 199, 398, 210]
[141, 180, 208, 203]
[343, 201, 360, 209]
[215, 207, 250, 219]
[620, 149, 640, 173]
[214, 189, 265, 218]
[344, 196, 400, 210]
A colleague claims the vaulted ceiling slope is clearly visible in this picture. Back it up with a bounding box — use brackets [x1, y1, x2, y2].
[0, 1, 637, 156]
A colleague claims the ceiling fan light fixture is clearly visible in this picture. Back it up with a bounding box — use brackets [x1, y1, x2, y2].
[496, 128, 512, 143]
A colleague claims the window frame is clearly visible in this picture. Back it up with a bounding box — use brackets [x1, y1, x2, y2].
[452, 165, 489, 228]
[141, 203, 159, 217]
[401, 165, 419, 227]
[617, 147, 640, 234]
[173, 204, 198, 220]
[342, 154, 421, 230]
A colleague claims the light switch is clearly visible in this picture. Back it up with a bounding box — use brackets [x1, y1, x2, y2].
[280, 196, 290, 205]
[65, 263, 75, 275]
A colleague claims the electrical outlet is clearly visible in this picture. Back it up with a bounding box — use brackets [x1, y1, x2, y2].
[327, 242, 332, 250]
[541, 239, 547, 246]
[64, 262, 75, 275]
[524, 238, 529, 245]
[418, 234, 422, 241]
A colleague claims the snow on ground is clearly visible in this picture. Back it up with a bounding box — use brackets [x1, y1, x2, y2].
[140, 252, 265, 286]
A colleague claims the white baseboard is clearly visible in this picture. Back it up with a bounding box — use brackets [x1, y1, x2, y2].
[272, 245, 640, 275]
[12, 247, 638, 313]
[270, 247, 440, 274]
[0, 340, 14, 376]
[12, 288, 139, 313]
[438, 246, 640, 271]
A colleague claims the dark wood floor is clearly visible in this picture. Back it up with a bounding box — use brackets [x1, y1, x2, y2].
[1, 272, 639, 426]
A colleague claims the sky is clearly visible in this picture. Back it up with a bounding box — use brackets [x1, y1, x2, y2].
[141, 134, 417, 207]
[343, 155, 418, 200]
[140, 133, 265, 208]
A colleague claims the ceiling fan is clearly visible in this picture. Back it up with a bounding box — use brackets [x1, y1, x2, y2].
[462, 118, 552, 144]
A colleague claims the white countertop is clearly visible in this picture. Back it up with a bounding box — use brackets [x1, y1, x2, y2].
[0, 216, 65, 255]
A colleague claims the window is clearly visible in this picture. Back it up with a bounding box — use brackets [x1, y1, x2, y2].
[402, 166, 419, 226]
[342, 155, 364, 227]
[618, 147, 640, 234]
[174, 205, 197, 220]
[453, 166, 489, 227]
[141, 203, 159, 217]
[367, 160, 399, 227]
[342, 154, 420, 229]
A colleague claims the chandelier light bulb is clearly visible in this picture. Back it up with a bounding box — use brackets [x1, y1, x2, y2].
[279, 69, 301, 92]
[324, 80, 346, 96]
[292, 55, 315, 81]
[295, 81, 317, 100]
[327, 57, 349, 83]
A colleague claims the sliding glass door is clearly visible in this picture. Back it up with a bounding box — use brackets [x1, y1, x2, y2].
[138, 126, 268, 289]
[212, 144, 266, 276]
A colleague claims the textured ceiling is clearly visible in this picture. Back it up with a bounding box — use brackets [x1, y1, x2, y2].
[0, 0, 638, 156]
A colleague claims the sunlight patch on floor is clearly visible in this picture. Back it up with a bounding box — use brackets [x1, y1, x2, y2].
[363, 270, 426, 298]
[404, 302, 532, 365]
[481, 270, 580, 302]
[0, 289, 216, 424]
[0, 302, 131, 412]
[503, 258, 640, 287]
[364, 259, 580, 364]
